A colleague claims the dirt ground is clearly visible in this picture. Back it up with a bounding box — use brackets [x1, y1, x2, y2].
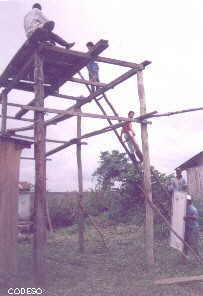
[1, 222, 203, 296]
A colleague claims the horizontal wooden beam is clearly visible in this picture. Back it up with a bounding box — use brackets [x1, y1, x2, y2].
[49, 93, 85, 101]
[14, 133, 69, 144]
[46, 121, 127, 156]
[96, 56, 139, 68]
[154, 275, 203, 285]
[6, 103, 142, 123]
[21, 157, 52, 161]
[69, 77, 106, 87]
[0, 114, 34, 123]
[152, 107, 203, 118]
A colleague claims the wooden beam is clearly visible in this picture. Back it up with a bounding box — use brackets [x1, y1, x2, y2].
[1, 92, 8, 133]
[154, 275, 203, 286]
[0, 114, 34, 123]
[6, 103, 143, 122]
[49, 93, 85, 101]
[33, 51, 47, 285]
[21, 157, 51, 161]
[7, 124, 34, 134]
[137, 70, 154, 267]
[46, 121, 127, 156]
[1, 80, 51, 93]
[152, 107, 203, 118]
[76, 109, 85, 253]
[95, 56, 140, 68]
[13, 133, 69, 144]
[69, 77, 106, 87]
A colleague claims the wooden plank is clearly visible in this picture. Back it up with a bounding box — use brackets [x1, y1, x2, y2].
[76, 109, 85, 253]
[0, 114, 34, 123]
[49, 93, 85, 101]
[33, 51, 47, 285]
[69, 77, 106, 87]
[95, 56, 139, 68]
[21, 157, 51, 161]
[154, 275, 203, 285]
[1, 80, 51, 93]
[15, 39, 109, 119]
[137, 70, 154, 267]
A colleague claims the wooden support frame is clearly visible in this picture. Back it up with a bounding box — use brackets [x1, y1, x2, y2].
[33, 51, 47, 285]
[76, 108, 85, 253]
[2, 34, 202, 279]
[137, 70, 154, 267]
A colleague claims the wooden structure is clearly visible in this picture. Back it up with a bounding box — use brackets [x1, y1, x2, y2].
[177, 151, 203, 200]
[0, 136, 32, 273]
[1, 28, 201, 283]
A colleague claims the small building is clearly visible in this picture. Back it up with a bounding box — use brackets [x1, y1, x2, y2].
[177, 151, 203, 200]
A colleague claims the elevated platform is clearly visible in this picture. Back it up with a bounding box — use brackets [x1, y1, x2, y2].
[0, 29, 108, 95]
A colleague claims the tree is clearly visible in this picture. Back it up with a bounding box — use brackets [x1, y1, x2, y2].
[93, 150, 172, 221]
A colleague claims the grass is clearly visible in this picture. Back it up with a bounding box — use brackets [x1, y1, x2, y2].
[1, 219, 203, 296]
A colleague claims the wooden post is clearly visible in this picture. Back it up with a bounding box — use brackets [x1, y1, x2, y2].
[33, 51, 47, 285]
[76, 109, 85, 252]
[137, 70, 154, 266]
[1, 92, 8, 133]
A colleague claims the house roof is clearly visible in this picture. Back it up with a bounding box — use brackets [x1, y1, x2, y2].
[177, 151, 203, 171]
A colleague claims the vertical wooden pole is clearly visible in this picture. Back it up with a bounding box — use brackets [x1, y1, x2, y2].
[33, 51, 47, 285]
[1, 92, 8, 133]
[137, 70, 154, 266]
[76, 109, 85, 252]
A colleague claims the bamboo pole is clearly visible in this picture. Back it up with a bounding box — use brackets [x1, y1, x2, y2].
[33, 51, 47, 285]
[76, 109, 85, 253]
[137, 70, 154, 267]
[1, 92, 7, 133]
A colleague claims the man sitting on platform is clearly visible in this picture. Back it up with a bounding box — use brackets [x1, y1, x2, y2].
[24, 3, 75, 49]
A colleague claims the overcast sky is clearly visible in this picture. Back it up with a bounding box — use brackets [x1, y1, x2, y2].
[1, 0, 203, 191]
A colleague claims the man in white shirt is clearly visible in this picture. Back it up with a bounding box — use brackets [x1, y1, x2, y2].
[24, 3, 75, 49]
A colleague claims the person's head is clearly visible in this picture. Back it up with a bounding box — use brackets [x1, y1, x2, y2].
[32, 3, 42, 10]
[128, 111, 135, 118]
[186, 194, 192, 206]
[175, 168, 182, 178]
[86, 41, 94, 50]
